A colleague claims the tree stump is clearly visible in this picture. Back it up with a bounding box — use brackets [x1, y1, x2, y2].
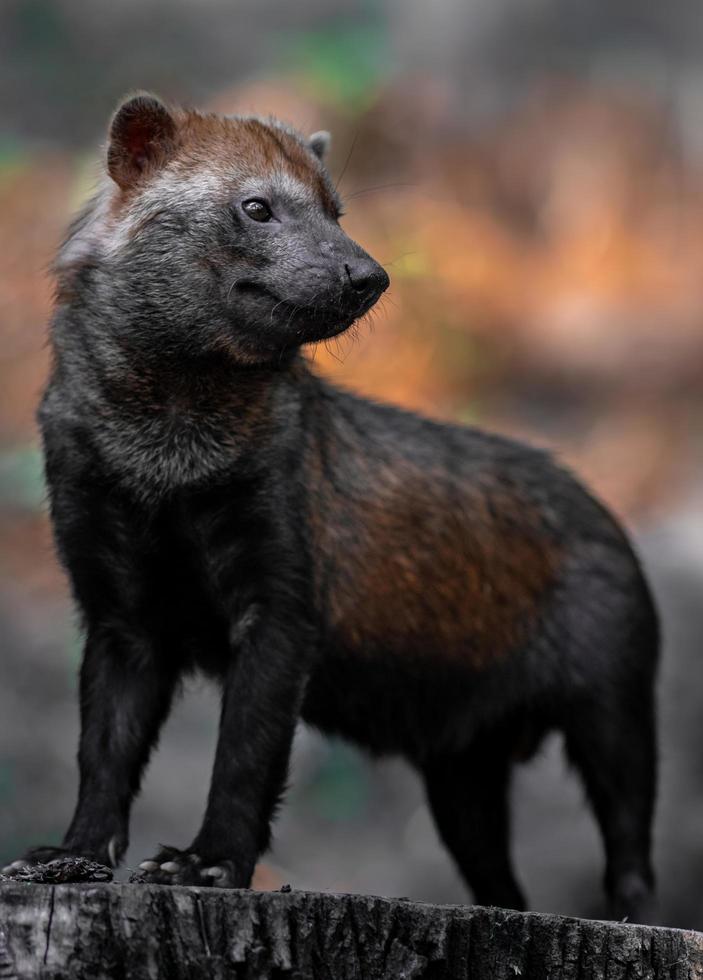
[1, 882, 702, 979]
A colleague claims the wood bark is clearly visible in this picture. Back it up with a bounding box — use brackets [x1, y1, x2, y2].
[1, 882, 703, 979]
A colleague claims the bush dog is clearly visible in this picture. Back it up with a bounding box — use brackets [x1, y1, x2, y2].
[7, 95, 658, 921]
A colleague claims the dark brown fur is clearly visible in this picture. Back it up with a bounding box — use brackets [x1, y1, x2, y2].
[309, 443, 560, 667]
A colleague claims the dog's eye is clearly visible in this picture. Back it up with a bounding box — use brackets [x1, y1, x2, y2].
[242, 199, 272, 223]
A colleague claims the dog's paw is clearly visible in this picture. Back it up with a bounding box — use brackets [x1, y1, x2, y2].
[610, 872, 657, 925]
[2, 845, 69, 874]
[1, 860, 30, 877]
[129, 846, 240, 887]
[1, 851, 112, 883]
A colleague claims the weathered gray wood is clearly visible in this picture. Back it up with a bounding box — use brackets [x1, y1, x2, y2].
[1, 882, 702, 979]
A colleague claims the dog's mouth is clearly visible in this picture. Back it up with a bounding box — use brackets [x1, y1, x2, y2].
[230, 279, 375, 337]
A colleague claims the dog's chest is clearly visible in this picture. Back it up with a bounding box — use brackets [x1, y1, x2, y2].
[96, 405, 241, 498]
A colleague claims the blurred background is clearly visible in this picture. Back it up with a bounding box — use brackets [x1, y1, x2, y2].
[2, 0, 703, 929]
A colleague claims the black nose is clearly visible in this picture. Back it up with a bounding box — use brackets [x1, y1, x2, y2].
[344, 259, 390, 298]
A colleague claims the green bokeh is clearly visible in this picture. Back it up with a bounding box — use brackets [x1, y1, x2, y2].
[0, 445, 46, 512]
[281, 19, 389, 113]
[0, 137, 29, 181]
[302, 741, 369, 823]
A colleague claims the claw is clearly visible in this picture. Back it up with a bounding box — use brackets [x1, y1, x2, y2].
[160, 861, 180, 874]
[139, 860, 159, 871]
[203, 866, 224, 879]
[1, 861, 27, 874]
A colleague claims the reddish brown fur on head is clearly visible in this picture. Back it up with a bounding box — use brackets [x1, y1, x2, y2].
[106, 94, 335, 214]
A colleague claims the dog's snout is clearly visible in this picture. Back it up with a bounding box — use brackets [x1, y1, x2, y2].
[344, 259, 390, 298]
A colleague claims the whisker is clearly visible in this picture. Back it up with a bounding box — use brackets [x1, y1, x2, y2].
[226, 277, 241, 304]
[269, 297, 287, 328]
[334, 131, 358, 194]
[323, 338, 345, 365]
[381, 252, 418, 269]
[344, 182, 415, 202]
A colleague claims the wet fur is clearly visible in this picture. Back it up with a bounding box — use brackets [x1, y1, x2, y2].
[20, 96, 658, 920]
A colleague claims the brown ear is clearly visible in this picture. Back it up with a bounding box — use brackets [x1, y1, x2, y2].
[107, 94, 177, 190]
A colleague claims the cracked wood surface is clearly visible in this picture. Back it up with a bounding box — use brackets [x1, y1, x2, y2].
[1, 883, 703, 979]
